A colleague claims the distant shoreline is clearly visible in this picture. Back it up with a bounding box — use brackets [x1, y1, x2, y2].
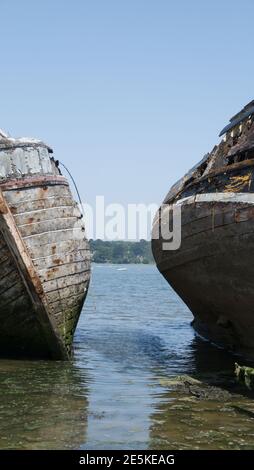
[89, 239, 154, 265]
[92, 261, 155, 265]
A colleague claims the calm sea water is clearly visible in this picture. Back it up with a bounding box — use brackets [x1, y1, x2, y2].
[0, 264, 254, 450]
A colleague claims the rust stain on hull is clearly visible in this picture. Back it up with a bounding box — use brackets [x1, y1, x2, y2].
[0, 175, 69, 191]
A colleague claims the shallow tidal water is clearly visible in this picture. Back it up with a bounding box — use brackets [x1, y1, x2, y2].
[0, 264, 254, 450]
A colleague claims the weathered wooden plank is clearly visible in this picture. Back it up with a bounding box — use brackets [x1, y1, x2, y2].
[14, 205, 80, 226]
[18, 216, 79, 238]
[0, 247, 13, 266]
[182, 212, 254, 245]
[159, 200, 254, 244]
[43, 271, 90, 293]
[0, 146, 55, 178]
[27, 239, 89, 260]
[0, 189, 67, 359]
[38, 260, 90, 281]
[4, 184, 71, 205]
[32, 248, 90, 270]
[0, 176, 68, 192]
[46, 283, 88, 304]
[0, 255, 18, 279]
[9, 196, 76, 215]
[156, 223, 254, 272]
[179, 201, 251, 226]
[48, 292, 85, 315]
[0, 273, 20, 296]
[0, 288, 25, 309]
[0, 235, 7, 250]
[23, 227, 86, 248]
[154, 199, 254, 273]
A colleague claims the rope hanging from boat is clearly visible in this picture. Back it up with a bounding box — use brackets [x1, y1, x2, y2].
[58, 161, 84, 218]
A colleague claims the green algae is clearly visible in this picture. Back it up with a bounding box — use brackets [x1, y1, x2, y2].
[235, 363, 254, 390]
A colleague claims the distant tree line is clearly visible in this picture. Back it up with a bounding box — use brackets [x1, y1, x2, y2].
[89, 240, 154, 264]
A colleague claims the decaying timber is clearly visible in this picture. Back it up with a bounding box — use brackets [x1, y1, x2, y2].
[152, 100, 254, 359]
[235, 363, 254, 390]
[0, 129, 90, 360]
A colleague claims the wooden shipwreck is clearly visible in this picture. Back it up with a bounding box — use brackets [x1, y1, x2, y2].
[152, 100, 254, 359]
[0, 129, 90, 360]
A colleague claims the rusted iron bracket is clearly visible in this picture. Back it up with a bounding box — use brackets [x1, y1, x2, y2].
[0, 188, 68, 360]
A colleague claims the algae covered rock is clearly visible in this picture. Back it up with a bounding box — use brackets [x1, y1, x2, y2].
[159, 374, 232, 401]
[235, 363, 254, 390]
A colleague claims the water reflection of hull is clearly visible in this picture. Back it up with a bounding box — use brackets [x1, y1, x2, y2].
[148, 338, 254, 450]
[0, 360, 88, 449]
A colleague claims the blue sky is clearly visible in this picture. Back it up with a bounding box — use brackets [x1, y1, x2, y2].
[1, 0, 254, 207]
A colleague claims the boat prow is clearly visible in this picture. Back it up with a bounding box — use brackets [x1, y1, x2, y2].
[0, 132, 91, 359]
[153, 100, 254, 360]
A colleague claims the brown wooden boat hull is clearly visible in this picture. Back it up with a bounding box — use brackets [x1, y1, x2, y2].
[153, 101, 254, 359]
[0, 138, 90, 360]
[152, 195, 254, 359]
